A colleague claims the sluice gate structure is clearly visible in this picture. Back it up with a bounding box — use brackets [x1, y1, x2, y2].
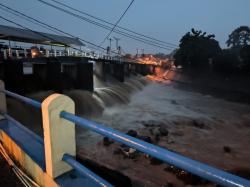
[0, 56, 157, 94]
[0, 24, 157, 94]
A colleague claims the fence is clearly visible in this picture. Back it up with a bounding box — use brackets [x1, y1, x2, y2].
[0, 80, 249, 187]
[0, 48, 122, 61]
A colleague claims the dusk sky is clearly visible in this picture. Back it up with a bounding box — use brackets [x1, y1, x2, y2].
[0, 0, 250, 54]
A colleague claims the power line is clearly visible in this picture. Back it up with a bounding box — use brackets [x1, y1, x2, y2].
[35, 0, 175, 50]
[0, 4, 125, 57]
[0, 15, 84, 53]
[0, 3, 108, 53]
[50, 0, 177, 47]
[0, 6, 63, 36]
[99, 0, 135, 47]
[0, 15, 59, 44]
[36, 0, 173, 50]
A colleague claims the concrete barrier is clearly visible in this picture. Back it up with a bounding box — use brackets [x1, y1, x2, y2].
[0, 80, 6, 119]
[42, 94, 76, 178]
[0, 128, 59, 187]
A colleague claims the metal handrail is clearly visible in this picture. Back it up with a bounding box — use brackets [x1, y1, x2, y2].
[4, 114, 43, 144]
[60, 111, 250, 187]
[62, 154, 113, 187]
[0, 89, 111, 186]
[0, 89, 41, 108]
[1, 89, 250, 186]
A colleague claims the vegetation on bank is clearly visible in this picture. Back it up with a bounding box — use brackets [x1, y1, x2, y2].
[174, 26, 250, 75]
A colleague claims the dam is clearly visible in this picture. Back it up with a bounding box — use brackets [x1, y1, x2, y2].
[0, 25, 250, 187]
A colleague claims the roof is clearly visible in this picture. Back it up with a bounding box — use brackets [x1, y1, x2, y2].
[0, 24, 84, 47]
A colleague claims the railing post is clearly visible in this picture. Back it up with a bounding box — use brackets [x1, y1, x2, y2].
[45, 49, 49, 57]
[3, 49, 7, 60]
[24, 49, 27, 58]
[0, 80, 7, 116]
[41, 94, 76, 178]
[15, 50, 19, 58]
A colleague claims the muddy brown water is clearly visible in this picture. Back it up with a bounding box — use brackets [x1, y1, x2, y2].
[5, 74, 250, 187]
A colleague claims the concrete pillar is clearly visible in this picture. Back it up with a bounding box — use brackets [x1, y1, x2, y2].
[33, 63, 48, 90]
[46, 62, 62, 92]
[124, 63, 130, 76]
[0, 63, 4, 80]
[15, 50, 19, 58]
[3, 61, 24, 94]
[61, 64, 76, 90]
[75, 62, 93, 91]
[94, 61, 106, 81]
[113, 61, 124, 82]
[3, 50, 7, 60]
[45, 49, 49, 57]
[8, 48, 12, 58]
[41, 94, 76, 178]
[24, 49, 27, 58]
[0, 80, 7, 116]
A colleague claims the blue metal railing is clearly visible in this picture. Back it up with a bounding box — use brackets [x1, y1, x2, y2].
[60, 111, 250, 187]
[1, 89, 41, 108]
[0, 89, 112, 187]
[62, 154, 113, 187]
[1, 89, 250, 187]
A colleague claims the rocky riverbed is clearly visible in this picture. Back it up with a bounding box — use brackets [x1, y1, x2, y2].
[4, 73, 250, 186]
[77, 82, 250, 186]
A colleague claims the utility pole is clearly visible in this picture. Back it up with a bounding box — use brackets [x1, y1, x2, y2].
[108, 38, 113, 51]
[113, 37, 121, 56]
[113, 37, 120, 49]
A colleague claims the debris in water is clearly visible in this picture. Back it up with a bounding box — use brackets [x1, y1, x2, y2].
[149, 157, 163, 165]
[164, 166, 210, 185]
[159, 126, 169, 136]
[126, 130, 138, 137]
[103, 137, 114, 146]
[138, 135, 152, 143]
[223, 146, 231, 153]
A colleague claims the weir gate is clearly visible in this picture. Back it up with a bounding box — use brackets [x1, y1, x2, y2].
[0, 56, 157, 94]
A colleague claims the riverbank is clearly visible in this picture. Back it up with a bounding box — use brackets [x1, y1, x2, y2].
[3, 71, 250, 186]
[77, 81, 250, 186]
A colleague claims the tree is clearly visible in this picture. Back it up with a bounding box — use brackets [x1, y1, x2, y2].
[174, 29, 222, 69]
[154, 53, 167, 59]
[226, 26, 250, 49]
[213, 49, 239, 74]
[240, 45, 250, 70]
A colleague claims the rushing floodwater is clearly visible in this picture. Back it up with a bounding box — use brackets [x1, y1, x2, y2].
[6, 71, 250, 186]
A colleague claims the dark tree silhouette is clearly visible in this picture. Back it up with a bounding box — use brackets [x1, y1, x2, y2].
[226, 26, 250, 49]
[154, 53, 167, 59]
[240, 45, 250, 70]
[213, 49, 239, 74]
[174, 29, 221, 69]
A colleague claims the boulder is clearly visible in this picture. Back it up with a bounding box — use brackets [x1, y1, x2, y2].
[126, 130, 138, 137]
